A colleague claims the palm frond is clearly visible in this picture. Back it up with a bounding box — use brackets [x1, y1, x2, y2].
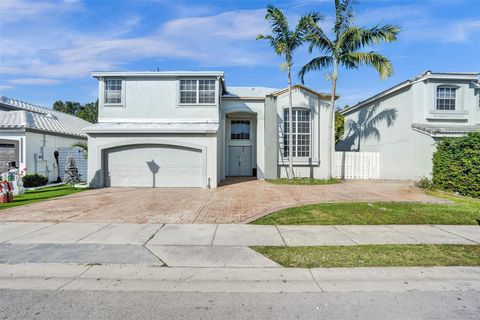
[334, 0, 357, 35]
[344, 51, 393, 79]
[71, 141, 88, 152]
[265, 5, 290, 41]
[305, 23, 333, 53]
[298, 56, 333, 83]
[338, 25, 400, 52]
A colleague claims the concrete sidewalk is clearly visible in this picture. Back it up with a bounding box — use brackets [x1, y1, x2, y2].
[1, 264, 480, 293]
[1, 222, 479, 246]
[1, 222, 478, 268]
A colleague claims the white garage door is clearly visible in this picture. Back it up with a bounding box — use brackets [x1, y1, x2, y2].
[105, 144, 203, 188]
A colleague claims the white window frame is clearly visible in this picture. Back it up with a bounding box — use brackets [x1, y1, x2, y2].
[230, 120, 251, 140]
[104, 79, 123, 105]
[283, 108, 311, 158]
[435, 85, 457, 111]
[179, 79, 217, 105]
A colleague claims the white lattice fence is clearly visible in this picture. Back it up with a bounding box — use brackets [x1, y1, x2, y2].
[334, 152, 379, 179]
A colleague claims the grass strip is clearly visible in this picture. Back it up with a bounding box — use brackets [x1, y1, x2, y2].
[0, 185, 86, 209]
[253, 244, 480, 268]
[252, 191, 480, 225]
[266, 178, 342, 185]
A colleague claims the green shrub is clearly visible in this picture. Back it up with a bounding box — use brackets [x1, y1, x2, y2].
[415, 177, 433, 189]
[432, 133, 480, 198]
[22, 174, 49, 188]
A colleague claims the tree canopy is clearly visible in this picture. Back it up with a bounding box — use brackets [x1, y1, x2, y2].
[52, 99, 98, 123]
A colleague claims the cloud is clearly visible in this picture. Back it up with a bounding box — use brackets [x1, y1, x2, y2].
[0, 0, 81, 23]
[0, 5, 272, 81]
[8, 78, 60, 85]
[356, 4, 480, 44]
[0, 85, 13, 91]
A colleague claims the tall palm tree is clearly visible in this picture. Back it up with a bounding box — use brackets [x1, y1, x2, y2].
[299, 0, 400, 178]
[257, 5, 322, 179]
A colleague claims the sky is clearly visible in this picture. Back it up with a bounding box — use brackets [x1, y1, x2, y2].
[0, 0, 479, 108]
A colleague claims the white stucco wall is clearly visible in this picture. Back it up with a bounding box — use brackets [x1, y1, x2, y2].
[413, 79, 479, 124]
[337, 76, 479, 180]
[87, 134, 218, 188]
[221, 99, 265, 179]
[25, 131, 86, 182]
[98, 77, 221, 122]
[275, 88, 331, 179]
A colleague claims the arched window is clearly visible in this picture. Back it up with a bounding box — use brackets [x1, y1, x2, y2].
[436, 86, 457, 111]
[283, 109, 311, 157]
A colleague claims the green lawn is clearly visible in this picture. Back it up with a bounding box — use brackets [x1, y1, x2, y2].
[0, 185, 86, 209]
[253, 244, 480, 268]
[266, 178, 342, 185]
[251, 191, 480, 225]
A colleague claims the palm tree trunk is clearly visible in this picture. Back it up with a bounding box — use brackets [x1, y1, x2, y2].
[327, 60, 338, 179]
[287, 66, 294, 179]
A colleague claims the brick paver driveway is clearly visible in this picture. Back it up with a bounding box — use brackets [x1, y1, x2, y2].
[0, 179, 447, 224]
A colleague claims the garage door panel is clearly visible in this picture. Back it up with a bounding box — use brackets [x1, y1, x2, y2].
[105, 144, 203, 188]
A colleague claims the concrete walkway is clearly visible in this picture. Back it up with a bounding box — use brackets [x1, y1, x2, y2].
[1, 222, 479, 246]
[0, 222, 478, 268]
[1, 264, 480, 293]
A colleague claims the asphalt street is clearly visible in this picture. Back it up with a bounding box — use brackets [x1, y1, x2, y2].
[1, 289, 479, 320]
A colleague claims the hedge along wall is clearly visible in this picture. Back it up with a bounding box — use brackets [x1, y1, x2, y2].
[432, 133, 480, 198]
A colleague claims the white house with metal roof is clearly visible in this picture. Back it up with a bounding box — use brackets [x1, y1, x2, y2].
[337, 71, 480, 180]
[85, 71, 333, 188]
[0, 96, 91, 181]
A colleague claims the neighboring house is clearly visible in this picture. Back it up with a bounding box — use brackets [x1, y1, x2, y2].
[85, 71, 333, 188]
[337, 71, 480, 180]
[0, 96, 90, 181]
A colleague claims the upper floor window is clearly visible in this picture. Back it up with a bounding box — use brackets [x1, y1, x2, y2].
[283, 109, 310, 158]
[436, 86, 456, 111]
[231, 120, 250, 140]
[105, 79, 122, 104]
[180, 79, 215, 104]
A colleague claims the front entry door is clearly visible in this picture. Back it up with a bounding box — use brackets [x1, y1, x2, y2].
[229, 146, 252, 176]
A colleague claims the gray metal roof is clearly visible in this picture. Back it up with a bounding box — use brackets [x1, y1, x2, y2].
[411, 123, 480, 137]
[222, 87, 279, 99]
[0, 96, 90, 138]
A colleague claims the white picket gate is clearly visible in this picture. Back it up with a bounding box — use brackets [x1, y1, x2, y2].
[334, 152, 379, 179]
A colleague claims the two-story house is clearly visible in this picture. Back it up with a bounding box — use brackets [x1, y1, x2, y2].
[337, 71, 480, 180]
[85, 71, 333, 188]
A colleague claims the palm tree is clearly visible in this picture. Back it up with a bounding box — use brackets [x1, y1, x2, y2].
[299, 0, 400, 178]
[257, 5, 322, 179]
[71, 141, 88, 158]
[345, 105, 398, 151]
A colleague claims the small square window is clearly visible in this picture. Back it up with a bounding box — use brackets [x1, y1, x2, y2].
[436, 86, 456, 111]
[105, 79, 122, 104]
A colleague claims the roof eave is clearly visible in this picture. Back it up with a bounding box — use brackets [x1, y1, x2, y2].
[91, 71, 225, 79]
[85, 128, 218, 134]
